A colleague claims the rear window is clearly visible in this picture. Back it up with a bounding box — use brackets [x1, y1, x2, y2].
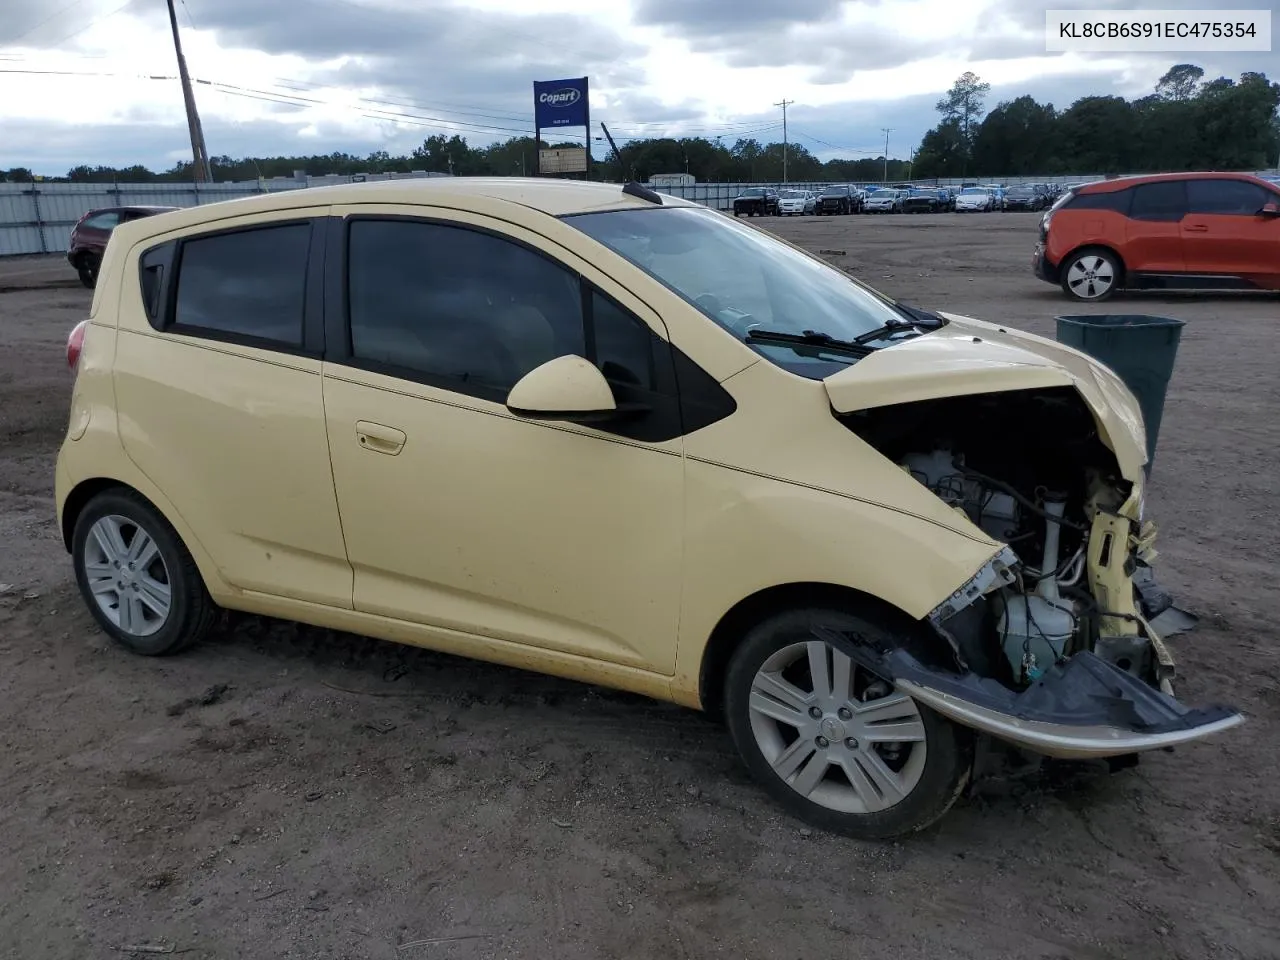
[174, 223, 311, 346]
[1129, 181, 1187, 221]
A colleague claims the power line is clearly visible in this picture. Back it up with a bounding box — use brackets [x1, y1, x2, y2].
[1, 0, 91, 48]
[38, 0, 138, 51]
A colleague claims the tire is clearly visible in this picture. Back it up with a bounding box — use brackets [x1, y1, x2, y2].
[71, 488, 217, 656]
[76, 252, 99, 289]
[1060, 247, 1122, 302]
[724, 606, 972, 840]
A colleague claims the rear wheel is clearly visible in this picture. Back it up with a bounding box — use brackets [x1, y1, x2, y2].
[1061, 248, 1122, 302]
[724, 607, 972, 839]
[72, 489, 217, 656]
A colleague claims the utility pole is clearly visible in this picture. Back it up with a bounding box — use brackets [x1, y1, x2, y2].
[881, 127, 892, 183]
[165, 0, 210, 183]
[774, 99, 794, 184]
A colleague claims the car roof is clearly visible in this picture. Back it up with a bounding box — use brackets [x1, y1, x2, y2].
[1078, 171, 1273, 194]
[110, 178, 703, 239]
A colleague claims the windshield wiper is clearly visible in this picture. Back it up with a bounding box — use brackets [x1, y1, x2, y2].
[744, 328, 873, 356]
[850, 305, 946, 346]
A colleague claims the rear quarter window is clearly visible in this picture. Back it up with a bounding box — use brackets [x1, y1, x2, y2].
[1065, 189, 1132, 214]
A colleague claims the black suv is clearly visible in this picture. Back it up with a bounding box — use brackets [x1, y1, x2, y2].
[816, 185, 857, 215]
[732, 188, 780, 217]
[1003, 185, 1043, 211]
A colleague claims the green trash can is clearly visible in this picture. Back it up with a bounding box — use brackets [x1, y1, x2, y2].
[1055, 314, 1185, 468]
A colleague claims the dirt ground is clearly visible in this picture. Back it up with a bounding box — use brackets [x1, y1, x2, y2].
[2, 215, 1278, 960]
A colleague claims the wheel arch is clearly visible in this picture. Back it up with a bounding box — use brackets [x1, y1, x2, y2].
[697, 581, 933, 719]
[1059, 242, 1127, 281]
[59, 475, 228, 600]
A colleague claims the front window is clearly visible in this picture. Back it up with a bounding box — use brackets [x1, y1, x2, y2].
[566, 206, 916, 377]
[781, 190, 806, 199]
[740, 188, 765, 197]
[960, 188, 986, 196]
[870, 190, 896, 198]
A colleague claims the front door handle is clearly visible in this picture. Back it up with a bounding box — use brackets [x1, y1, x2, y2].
[1184, 223, 1209, 232]
[355, 420, 406, 456]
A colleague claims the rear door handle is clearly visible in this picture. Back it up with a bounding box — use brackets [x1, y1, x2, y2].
[1184, 224, 1209, 232]
[355, 420, 406, 456]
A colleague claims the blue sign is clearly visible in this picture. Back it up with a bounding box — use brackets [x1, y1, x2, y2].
[534, 77, 589, 129]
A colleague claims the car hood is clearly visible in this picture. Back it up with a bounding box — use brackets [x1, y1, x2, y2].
[822, 312, 1148, 478]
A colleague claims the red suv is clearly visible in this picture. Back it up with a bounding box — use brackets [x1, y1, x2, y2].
[1033, 172, 1280, 301]
[68, 206, 177, 288]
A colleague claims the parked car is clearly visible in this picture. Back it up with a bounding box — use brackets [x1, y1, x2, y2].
[57, 177, 1244, 839]
[1034, 171, 1280, 301]
[1003, 185, 1043, 211]
[815, 185, 857, 215]
[732, 187, 779, 217]
[954, 186, 994, 212]
[777, 190, 811, 216]
[981, 185, 1007, 210]
[67, 205, 177, 288]
[902, 188, 939, 214]
[863, 188, 903, 213]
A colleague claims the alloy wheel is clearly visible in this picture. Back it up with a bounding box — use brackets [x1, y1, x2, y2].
[82, 514, 173, 637]
[747, 638, 927, 814]
[1065, 254, 1116, 300]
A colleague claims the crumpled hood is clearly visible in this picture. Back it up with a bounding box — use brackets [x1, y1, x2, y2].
[822, 312, 1148, 478]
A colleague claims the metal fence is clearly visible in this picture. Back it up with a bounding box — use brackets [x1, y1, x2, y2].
[3, 170, 1276, 256]
[0, 171, 451, 257]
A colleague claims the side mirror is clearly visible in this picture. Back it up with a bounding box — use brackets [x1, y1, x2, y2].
[506, 355, 618, 422]
[1260, 202, 1280, 218]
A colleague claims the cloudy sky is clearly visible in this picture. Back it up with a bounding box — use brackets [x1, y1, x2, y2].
[1, 0, 1276, 175]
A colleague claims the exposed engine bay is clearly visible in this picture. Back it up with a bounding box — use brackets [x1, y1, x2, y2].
[844, 386, 1168, 693]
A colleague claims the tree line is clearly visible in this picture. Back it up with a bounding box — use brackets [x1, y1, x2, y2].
[914, 65, 1280, 179]
[2, 63, 1276, 186]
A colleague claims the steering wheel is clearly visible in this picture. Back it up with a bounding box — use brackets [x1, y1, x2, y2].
[694, 293, 724, 315]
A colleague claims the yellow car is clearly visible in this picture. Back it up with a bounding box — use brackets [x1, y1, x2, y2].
[56, 178, 1242, 838]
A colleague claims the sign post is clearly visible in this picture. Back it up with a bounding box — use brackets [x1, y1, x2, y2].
[533, 77, 590, 178]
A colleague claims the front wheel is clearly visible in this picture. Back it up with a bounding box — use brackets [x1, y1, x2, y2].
[724, 607, 972, 839]
[1061, 248, 1122, 301]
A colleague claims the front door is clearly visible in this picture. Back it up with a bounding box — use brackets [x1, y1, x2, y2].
[320, 208, 687, 674]
[1182, 178, 1280, 284]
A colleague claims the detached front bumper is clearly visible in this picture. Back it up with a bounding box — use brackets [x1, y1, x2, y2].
[846, 641, 1244, 760]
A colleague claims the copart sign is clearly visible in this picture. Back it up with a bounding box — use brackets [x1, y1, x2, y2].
[533, 77, 589, 128]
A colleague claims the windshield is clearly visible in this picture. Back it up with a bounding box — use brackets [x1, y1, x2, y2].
[870, 190, 896, 198]
[781, 190, 806, 199]
[822, 187, 848, 196]
[1008, 187, 1034, 196]
[741, 188, 764, 197]
[565, 206, 914, 376]
[960, 187, 986, 195]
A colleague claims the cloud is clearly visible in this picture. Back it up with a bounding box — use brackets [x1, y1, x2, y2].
[633, 0, 846, 36]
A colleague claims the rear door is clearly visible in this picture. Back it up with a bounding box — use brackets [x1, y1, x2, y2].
[1124, 180, 1188, 274]
[113, 209, 354, 608]
[1182, 178, 1280, 285]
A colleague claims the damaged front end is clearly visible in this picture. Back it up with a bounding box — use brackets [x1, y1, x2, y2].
[838, 385, 1244, 759]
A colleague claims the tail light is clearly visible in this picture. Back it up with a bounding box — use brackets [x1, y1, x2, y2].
[67, 319, 88, 372]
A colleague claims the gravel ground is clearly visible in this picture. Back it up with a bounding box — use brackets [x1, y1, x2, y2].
[2, 213, 1278, 960]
